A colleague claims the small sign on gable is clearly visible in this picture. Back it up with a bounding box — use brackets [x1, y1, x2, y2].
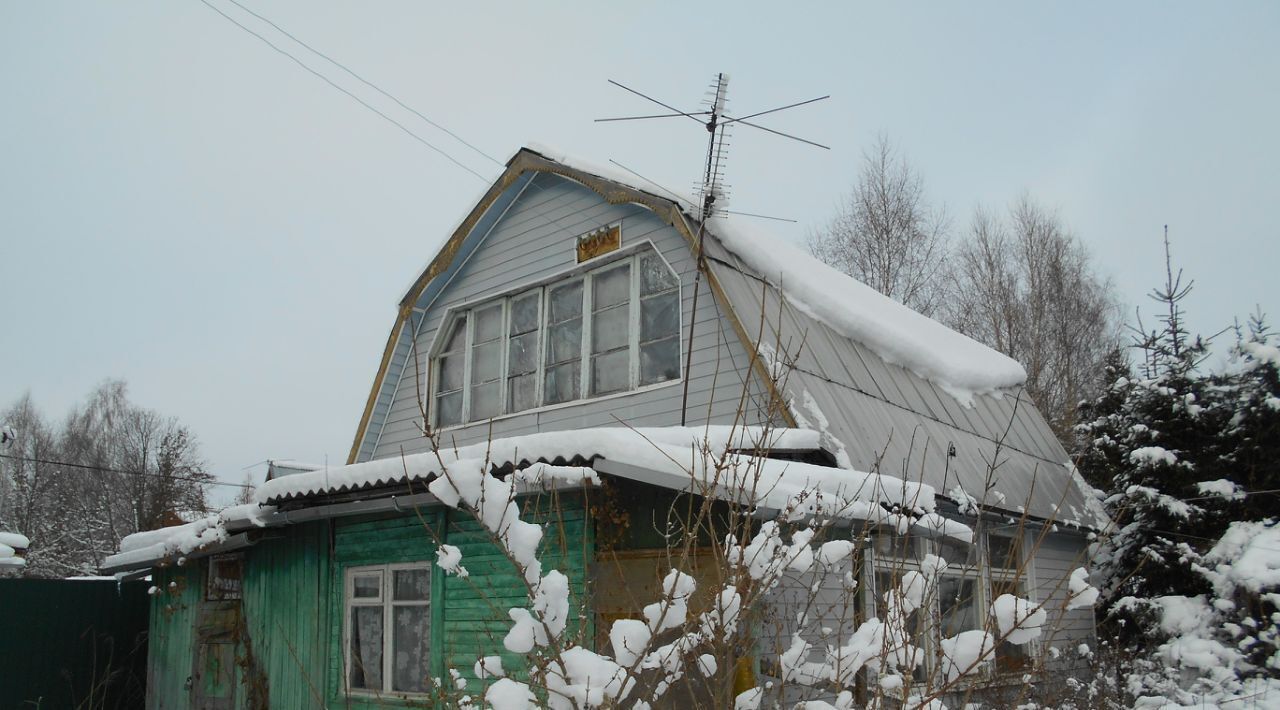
[576, 223, 622, 263]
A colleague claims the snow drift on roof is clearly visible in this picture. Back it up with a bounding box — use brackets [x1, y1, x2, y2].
[525, 145, 1027, 403]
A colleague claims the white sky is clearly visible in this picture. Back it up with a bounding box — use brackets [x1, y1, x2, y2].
[2, 1, 1276, 502]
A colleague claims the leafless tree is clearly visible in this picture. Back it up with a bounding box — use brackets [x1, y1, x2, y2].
[945, 197, 1121, 440]
[0, 381, 213, 576]
[807, 135, 952, 316]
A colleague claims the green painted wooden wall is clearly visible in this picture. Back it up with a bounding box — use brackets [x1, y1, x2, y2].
[146, 564, 202, 710]
[143, 495, 591, 708]
[240, 521, 331, 707]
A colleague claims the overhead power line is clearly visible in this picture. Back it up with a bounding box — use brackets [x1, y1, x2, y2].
[196, 0, 493, 183]
[0, 452, 251, 489]
[218, 0, 504, 169]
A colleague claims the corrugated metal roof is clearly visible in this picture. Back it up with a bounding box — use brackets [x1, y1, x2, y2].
[702, 236, 1087, 522]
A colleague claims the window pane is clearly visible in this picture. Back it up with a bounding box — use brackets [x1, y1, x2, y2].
[394, 568, 430, 601]
[438, 354, 464, 392]
[508, 373, 537, 412]
[474, 304, 503, 343]
[442, 317, 467, 352]
[873, 533, 921, 561]
[640, 338, 680, 385]
[591, 349, 630, 395]
[507, 331, 538, 376]
[593, 264, 630, 309]
[988, 535, 1022, 569]
[471, 381, 501, 420]
[640, 291, 680, 342]
[547, 319, 582, 365]
[592, 305, 629, 354]
[939, 577, 980, 637]
[544, 362, 580, 404]
[353, 574, 381, 599]
[937, 537, 978, 567]
[435, 392, 462, 427]
[471, 341, 501, 385]
[349, 607, 384, 690]
[510, 293, 540, 335]
[640, 252, 678, 296]
[549, 281, 583, 323]
[391, 606, 429, 692]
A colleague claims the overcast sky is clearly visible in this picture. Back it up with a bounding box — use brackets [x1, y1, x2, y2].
[3, 2, 1276, 502]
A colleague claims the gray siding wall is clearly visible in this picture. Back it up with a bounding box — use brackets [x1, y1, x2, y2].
[1029, 531, 1096, 672]
[367, 174, 768, 460]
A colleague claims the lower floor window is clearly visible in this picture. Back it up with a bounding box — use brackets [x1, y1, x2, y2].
[345, 563, 431, 694]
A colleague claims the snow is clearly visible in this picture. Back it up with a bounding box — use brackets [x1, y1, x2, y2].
[1201, 520, 1280, 596]
[1195, 479, 1245, 501]
[259, 425, 819, 501]
[258, 425, 945, 535]
[938, 629, 995, 681]
[105, 503, 276, 571]
[485, 678, 535, 710]
[435, 544, 469, 578]
[526, 144, 1027, 404]
[1129, 446, 1178, 467]
[1066, 567, 1100, 610]
[1241, 340, 1280, 368]
[474, 655, 504, 679]
[0, 532, 30, 549]
[990, 593, 1047, 645]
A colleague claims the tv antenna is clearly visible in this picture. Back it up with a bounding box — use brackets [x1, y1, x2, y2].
[597, 73, 829, 425]
[598, 73, 829, 222]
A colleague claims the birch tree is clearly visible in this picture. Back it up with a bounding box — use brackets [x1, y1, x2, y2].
[945, 197, 1120, 440]
[807, 135, 951, 317]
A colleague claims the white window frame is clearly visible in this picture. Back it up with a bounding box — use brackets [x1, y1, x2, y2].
[342, 562, 432, 697]
[866, 529, 1035, 685]
[428, 242, 682, 429]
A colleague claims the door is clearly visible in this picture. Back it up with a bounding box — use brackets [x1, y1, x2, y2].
[191, 639, 236, 710]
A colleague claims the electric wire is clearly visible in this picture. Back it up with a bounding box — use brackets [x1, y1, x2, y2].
[219, 0, 504, 169]
[196, 0, 493, 183]
[0, 452, 251, 488]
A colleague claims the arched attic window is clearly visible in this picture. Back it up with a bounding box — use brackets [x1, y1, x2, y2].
[430, 244, 681, 428]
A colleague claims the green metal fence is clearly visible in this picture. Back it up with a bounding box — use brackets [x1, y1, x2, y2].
[0, 578, 149, 710]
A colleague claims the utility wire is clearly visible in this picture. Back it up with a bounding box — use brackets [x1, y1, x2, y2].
[218, 0, 504, 169]
[196, 0, 492, 183]
[0, 452, 251, 489]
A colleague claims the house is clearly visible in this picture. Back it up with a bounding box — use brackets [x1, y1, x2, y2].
[103, 146, 1101, 709]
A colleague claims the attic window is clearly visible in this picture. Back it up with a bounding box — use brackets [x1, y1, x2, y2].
[432, 246, 681, 428]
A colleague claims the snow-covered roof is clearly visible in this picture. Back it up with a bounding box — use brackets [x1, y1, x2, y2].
[264, 425, 825, 503]
[524, 145, 1027, 402]
[107, 425, 976, 574]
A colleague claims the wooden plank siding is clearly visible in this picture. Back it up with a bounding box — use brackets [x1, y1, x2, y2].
[366, 173, 769, 461]
[240, 521, 331, 708]
[146, 565, 202, 710]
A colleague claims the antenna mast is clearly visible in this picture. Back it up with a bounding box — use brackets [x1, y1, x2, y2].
[696, 73, 732, 222]
[597, 74, 829, 425]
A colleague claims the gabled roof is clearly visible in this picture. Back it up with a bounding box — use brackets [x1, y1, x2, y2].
[347, 145, 1094, 522]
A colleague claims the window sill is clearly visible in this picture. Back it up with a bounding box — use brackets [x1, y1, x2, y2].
[433, 377, 684, 434]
